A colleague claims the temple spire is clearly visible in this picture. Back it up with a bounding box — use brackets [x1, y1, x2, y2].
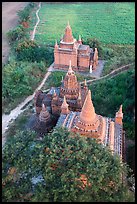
[63, 21, 74, 43]
[79, 35, 81, 41]
[115, 104, 123, 125]
[39, 104, 51, 122]
[61, 96, 70, 115]
[80, 90, 96, 124]
[55, 40, 58, 48]
[67, 60, 74, 74]
[78, 90, 81, 100]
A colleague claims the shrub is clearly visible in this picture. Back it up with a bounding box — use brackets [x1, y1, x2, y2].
[6, 25, 27, 43]
[15, 39, 54, 63]
[2, 60, 46, 113]
[17, 2, 35, 23]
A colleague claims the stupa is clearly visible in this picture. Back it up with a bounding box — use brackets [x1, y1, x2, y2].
[56, 89, 125, 159]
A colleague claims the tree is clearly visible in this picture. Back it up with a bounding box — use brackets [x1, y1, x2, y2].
[2, 128, 134, 202]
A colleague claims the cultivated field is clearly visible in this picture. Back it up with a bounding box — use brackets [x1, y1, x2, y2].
[32, 2, 135, 46]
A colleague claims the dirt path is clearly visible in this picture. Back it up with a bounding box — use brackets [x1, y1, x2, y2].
[2, 2, 28, 65]
[80, 63, 134, 85]
[31, 2, 41, 40]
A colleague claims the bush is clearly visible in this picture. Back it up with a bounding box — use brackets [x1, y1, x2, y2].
[17, 2, 35, 23]
[15, 39, 54, 63]
[6, 25, 27, 43]
[84, 38, 115, 60]
[2, 60, 46, 113]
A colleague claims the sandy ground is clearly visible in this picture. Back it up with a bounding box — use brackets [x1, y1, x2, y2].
[2, 2, 28, 64]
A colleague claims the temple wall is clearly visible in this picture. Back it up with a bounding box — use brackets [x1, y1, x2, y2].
[54, 49, 77, 68]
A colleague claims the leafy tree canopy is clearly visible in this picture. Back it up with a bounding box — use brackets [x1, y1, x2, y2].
[2, 128, 134, 202]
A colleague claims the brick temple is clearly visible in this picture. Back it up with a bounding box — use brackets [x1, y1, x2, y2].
[32, 63, 125, 160]
[54, 21, 98, 72]
[56, 88, 125, 160]
[34, 61, 88, 116]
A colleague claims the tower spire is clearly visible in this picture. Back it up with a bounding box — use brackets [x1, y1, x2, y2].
[61, 75, 64, 82]
[115, 104, 123, 125]
[61, 96, 70, 115]
[39, 104, 51, 122]
[78, 90, 81, 100]
[55, 40, 58, 48]
[62, 21, 74, 43]
[79, 35, 81, 41]
[67, 60, 74, 74]
[80, 90, 96, 124]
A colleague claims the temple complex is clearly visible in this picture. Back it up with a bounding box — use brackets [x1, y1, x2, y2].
[56, 89, 125, 160]
[33, 58, 124, 160]
[54, 22, 98, 72]
[33, 62, 124, 159]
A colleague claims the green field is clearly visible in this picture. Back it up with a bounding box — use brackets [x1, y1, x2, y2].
[32, 2, 135, 46]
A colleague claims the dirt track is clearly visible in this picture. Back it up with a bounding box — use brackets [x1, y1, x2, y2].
[2, 2, 28, 64]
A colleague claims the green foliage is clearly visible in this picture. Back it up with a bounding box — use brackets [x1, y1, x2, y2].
[15, 39, 54, 63]
[102, 45, 135, 76]
[90, 68, 135, 139]
[126, 143, 135, 175]
[2, 128, 134, 202]
[17, 2, 35, 23]
[6, 25, 27, 44]
[2, 60, 46, 113]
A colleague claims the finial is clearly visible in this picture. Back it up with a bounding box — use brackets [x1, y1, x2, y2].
[78, 91, 81, 100]
[79, 35, 81, 41]
[64, 95, 67, 104]
[84, 79, 87, 86]
[61, 95, 68, 108]
[55, 40, 58, 48]
[42, 103, 46, 111]
[68, 60, 73, 73]
[95, 47, 98, 52]
[53, 89, 57, 97]
[61, 34, 63, 40]
[119, 104, 122, 113]
[67, 20, 70, 26]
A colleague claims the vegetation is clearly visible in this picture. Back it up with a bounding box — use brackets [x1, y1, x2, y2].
[101, 44, 135, 76]
[3, 3, 53, 114]
[6, 25, 28, 44]
[15, 39, 54, 63]
[2, 61, 46, 114]
[17, 2, 35, 23]
[6, 2, 35, 44]
[90, 68, 135, 140]
[33, 2, 135, 46]
[2, 128, 135, 202]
